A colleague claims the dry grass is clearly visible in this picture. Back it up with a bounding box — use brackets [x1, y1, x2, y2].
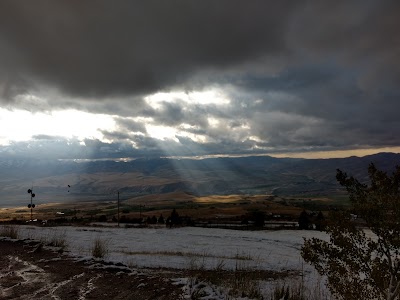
[120, 249, 255, 261]
[184, 254, 332, 300]
[125, 191, 197, 206]
[186, 255, 265, 299]
[0, 225, 20, 239]
[46, 229, 68, 248]
[0, 191, 308, 221]
[270, 278, 333, 300]
[91, 237, 109, 259]
[195, 195, 244, 203]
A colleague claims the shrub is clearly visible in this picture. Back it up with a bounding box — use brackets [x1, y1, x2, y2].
[91, 237, 109, 258]
[0, 225, 20, 239]
[270, 278, 331, 300]
[98, 215, 107, 222]
[250, 210, 265, 227]
[47, 229, 68, 249]
[187, 253, 263, 299]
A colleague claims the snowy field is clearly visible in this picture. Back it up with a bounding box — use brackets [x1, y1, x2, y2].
[19, 225, 329, 285]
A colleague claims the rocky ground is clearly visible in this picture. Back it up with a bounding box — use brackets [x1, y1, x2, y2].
[0, 239, 184, 300]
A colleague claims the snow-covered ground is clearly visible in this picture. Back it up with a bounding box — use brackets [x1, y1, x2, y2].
[19, 225, 321, 268]
[20, 225, 328, 281]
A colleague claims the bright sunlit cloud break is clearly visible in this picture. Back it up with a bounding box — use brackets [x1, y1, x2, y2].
[0, 108, 116, 145]
[144, 89, 231, 109]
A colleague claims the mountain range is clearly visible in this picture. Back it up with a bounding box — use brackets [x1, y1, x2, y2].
[1, 152, 399, 207]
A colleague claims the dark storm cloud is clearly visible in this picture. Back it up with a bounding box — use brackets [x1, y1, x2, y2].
[0, 0, 297, 101]
[288, 1, 400, 91]
[220, 56, 400, 151]
[1, 1, 399, 158]
[0, 0, 397, 102]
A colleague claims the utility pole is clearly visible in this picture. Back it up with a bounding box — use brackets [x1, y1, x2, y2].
[27, 187, 36, 221]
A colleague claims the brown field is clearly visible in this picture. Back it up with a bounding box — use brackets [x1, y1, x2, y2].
[0, 191, 331, 223]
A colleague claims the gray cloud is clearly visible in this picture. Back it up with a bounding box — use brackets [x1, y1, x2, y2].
[0, 0, 297, 101]
[155, 102, 186, 126]
[1, 1, 399, 158]
[288, 1, 400, 91]
[114, 118, 147, 134]
[0, 1, 397, 102]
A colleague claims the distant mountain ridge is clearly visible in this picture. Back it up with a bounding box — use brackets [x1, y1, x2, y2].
[1, 152, 399, 207]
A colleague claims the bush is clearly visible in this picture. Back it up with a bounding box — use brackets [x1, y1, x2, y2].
[91, 237, 109, 258]
[298, 210, 310, 230]
[0, 225, 19, 239]
[250, 210, 265, 227]
[47, 229, 68, 249]
[270, 278, 331, 300]
[158, 214, 165, 224]
[187, 253, 262, 299]
[98, 215, 107, 222]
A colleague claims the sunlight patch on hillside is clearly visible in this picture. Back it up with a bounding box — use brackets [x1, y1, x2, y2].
[195, 195, 244, 203]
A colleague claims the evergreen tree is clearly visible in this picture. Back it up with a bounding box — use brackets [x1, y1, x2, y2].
[170, 208, 180, 225]
[158, 214, 165, 224]
[98, 215, 107, 222]
[151, 215, 157, 224]
[315, 211, 326, 231]
[251, 210, 265, 227]
[298, 210, 310, 230]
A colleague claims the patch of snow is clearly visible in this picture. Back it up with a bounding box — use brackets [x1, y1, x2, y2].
[17, 225, 330, 296]
[1, 256, 49, 299]
[78, 274, 101, 300]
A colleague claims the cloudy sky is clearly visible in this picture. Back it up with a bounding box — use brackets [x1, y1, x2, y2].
[0, 0, 399, 160]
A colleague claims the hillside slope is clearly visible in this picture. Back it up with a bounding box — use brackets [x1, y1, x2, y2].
[1, 153, 399, 207]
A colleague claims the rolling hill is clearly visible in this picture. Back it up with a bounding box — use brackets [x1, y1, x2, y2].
[1, 152, 399, 207]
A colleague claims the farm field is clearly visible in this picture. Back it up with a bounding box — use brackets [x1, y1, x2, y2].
[0, 192, 339, 224]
